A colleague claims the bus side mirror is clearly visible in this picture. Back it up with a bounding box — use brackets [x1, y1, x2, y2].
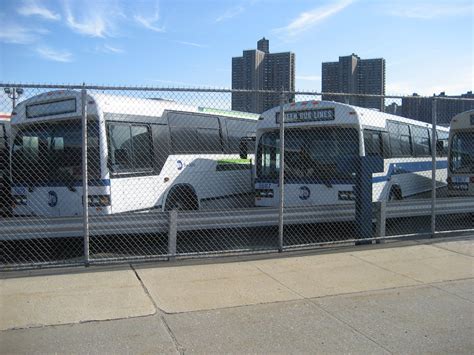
[239, 137, 256, 160]
[239, 140, 247, 159]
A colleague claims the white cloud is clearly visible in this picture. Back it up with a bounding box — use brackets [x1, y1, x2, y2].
[135, 15, 165, 32]
[296, 75, 321, 81]
[175, 41, 208, 48]
[63, 0, 122, 37]
[104, 44, 124, 54]
[0, 23, 44, 44]
[386, 1, 473, 19]
[96, 44, 124, 54]
[134, 1, 165, 32]
[17, 0, 61, 21]
[274, 0, 354, 37]
[36, 46, 73, 62]
[215, 6, 244, 22]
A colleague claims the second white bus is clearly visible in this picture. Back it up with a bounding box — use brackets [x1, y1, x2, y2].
[253, 100, 449, 207]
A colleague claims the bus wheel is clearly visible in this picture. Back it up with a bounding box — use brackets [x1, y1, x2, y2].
[388, 186, 402, 201]
[165, 186, 199, 211]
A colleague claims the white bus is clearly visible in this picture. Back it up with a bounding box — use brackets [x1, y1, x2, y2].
[0, 114, 11, 216]
[10, 90, 258, 217]
[447, 109, 474, 196]
[253, 100, 449, 207]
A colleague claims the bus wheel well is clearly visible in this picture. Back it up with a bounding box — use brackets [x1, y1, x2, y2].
[165, 184, 199, 211]
[388, 185, 403, 201]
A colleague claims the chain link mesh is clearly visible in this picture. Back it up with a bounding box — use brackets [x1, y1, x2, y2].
[1, 84, 473, 269]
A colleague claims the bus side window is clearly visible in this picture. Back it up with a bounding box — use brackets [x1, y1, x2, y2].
[388, 121, 412, 157]
[225, 119, 256, 154]
[197, 127, 222, 153]
[399, 124, 412, 156]
[436, 130, 449, 157]
[388, 122, 402, 157]
[108, 123, 153, 174]
[381, 132, 391, 158]
[131, 125, 153, 172]
[108, 123, 133, 173]
[363, 130, 382, 156]
[168, 112, 222, 154]
[169, 126, 199, 154]
[411, 126, 431, 157]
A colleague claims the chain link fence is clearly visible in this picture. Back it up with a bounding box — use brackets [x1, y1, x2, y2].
[1, 84, 473, 269]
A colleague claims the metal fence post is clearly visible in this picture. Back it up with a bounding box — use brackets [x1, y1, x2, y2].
[81, 85, 90, 265]
[278, 92, 286, 252]
[375, 200, 386, 243]
[431, 97, 437, 237]
[168, 209, 178, 260]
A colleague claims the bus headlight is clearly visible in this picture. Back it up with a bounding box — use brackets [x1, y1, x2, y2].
[14, 195, 27, 206]
[87, 195, 111, 207]
[255, 189, 274, 198]
[338, 191, 356, 201]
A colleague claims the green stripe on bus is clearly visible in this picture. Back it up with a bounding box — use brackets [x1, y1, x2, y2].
[217, 158, 251, 164]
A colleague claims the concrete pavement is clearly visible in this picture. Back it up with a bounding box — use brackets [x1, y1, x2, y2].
[1, 236, 473, 354]
[0, 268, 155, 330]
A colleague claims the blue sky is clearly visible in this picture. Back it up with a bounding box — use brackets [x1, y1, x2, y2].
[0, 0, 472, 95]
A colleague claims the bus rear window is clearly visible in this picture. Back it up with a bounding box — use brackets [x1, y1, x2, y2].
[26, 98, 76, 119]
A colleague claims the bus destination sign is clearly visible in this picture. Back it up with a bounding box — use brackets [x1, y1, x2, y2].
[276, 108, 335, 124]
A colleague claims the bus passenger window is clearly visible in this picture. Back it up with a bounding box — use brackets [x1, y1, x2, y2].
[388, 121, 412, 157]
[437, 130, 449, 157]
[131, 125, 152, 171]
[108, 123, 153, 174]
[363, 130, 382, 156]
[411, 126, 430, 156]
[197, 128, 222, 153]
[108, 123, 133, 173]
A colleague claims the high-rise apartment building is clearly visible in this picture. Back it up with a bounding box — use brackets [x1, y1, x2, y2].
[402, 91, 474, 125]
[322, 54, 386, 111]
[232, 38, 295, 113]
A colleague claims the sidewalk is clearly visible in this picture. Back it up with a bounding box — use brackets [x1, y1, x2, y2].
[1, 237, 473, 353]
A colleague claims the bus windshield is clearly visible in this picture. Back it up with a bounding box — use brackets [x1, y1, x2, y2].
[257, 127, 359, 181]
[450, 132, 474, 174]
[11, 120, 100, 185]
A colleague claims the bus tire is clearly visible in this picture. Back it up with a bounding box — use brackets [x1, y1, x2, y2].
[165, 185, 199, 211]
[388, 186, 403, 201]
